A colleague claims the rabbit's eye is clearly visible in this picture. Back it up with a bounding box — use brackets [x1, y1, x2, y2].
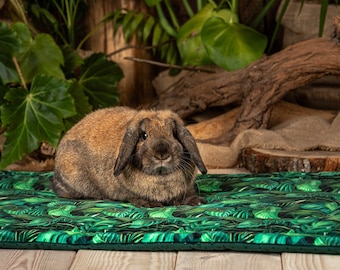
[141, 131, 147, 140]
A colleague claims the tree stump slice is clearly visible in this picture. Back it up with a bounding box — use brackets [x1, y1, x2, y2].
[240, 148, 340, 173]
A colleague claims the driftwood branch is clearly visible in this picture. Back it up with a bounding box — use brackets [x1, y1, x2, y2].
[152, 36, 340, 143]
[152, 67, 245, 118]
[229, 37, 340, 141]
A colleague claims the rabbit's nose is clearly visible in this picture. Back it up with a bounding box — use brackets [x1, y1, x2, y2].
[154, 141, 170, 160]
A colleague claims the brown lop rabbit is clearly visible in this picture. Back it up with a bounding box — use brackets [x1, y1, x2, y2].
[53, 106, 207, 207]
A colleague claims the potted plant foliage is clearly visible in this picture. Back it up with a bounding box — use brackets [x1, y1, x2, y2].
[0, 0, 124, 169]
[104, 0, 337, 70]
[108, 0, 273, 71]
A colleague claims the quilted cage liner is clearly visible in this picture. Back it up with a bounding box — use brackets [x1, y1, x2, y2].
[0, 170, 340, 254]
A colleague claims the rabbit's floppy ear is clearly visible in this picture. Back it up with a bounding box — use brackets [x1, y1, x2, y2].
[114, 127, 139, 176]
[175, 121, 207, 174]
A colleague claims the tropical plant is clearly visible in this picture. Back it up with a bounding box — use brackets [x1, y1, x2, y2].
[27, 0, 89, 50]
[106, 0, 338, 71]
[108, 0, 273, 71]
[0, 20, 123, 169]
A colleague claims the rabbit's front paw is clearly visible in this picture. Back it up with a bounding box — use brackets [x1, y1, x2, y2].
[186, 195, 206, 206]
[129, 198, 164, 208]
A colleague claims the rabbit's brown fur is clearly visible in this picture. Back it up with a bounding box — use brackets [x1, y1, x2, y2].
[53, 107, 207, 207]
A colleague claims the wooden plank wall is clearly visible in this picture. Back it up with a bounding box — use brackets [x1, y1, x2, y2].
[85, 0, 157, 107]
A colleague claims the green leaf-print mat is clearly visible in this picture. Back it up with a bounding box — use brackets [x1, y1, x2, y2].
[1, 171, 340, 254]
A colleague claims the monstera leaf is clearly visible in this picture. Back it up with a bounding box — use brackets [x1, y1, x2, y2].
[201, 16, 267, 71]
[177, 4, 238, 67]
[0, 75, 76, 169]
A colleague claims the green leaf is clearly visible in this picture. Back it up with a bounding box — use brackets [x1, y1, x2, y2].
[13, 178, 38, 190]
[30, 4, 59, 27]
[129, 219, 164, 229]
[319, 0, 329, 36]
[155, 1, 178, 37]
[122, 10, 137, 41]
[201, 17, 267, 71]
[268, 0, 290, 53]
[166, 43, 178, 65]
[0, 22, 21, 83]
[233, 208, 252, 219]
[61, 46, 84, 78]
[145, 0, 162, 7]
[198, 179, 222, 192]
[128, 13, 145, 40]
[11, 22, 32, 50]
[251, 179, 279, 190]
[149, 207, 176, 218]
[152, 23, 163, 54]
[64, 80, 92, 130]
[0, 75, 76, 169]
[205, 208, 236, 218]
[201, 231, 230, 242]
[143, 16, 156, 43]
[315, 236, 340, 246]
[254, 233, 304, 245]
[159, 31, 170, 60]
[104, 9, 124, 35]
[36, 230, 84, 244]
[14, 28, 65, 82]
[142, 232, 175, 243]
[177, 4, 238, 66]
[177, 3, 215, 66]
[249, 0, 277, 29]
[296, 180, 321, 192]
[253, 206, 281, 219]
[48, 205, 77, 217]
[151, 23, 175, 62]
[78, 53, 123, 109]
[0, 22, 21, 55]
[0, 82, 10, 110]
[0, 230, 15, 241]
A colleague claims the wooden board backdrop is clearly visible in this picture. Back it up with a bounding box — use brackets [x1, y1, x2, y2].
[85, 0, 157, 107]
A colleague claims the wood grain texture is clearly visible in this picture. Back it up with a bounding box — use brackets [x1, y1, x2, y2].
[2, 250, 340, 270]
[175, 252, 282, 270]
[85, 0, 157, 107]
[70, 251, 177, 270]
[240, 148, 340, 173]
[152, 37, 340, 144]
[282, 253, 340, 270]
[0, 249, 76, 270]
[229, 38, 340, 141]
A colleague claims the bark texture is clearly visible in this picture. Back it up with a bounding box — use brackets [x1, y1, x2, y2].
[241, 148, 340, 173]
[153, 37, 340, 143]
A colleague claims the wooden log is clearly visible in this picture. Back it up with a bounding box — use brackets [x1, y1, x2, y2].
[240, 148, 340, 173]
[153, 38, 340, 118]
[153, 35, 340, 143]
[229, 36, 340, 142]
[152, 67, 244, 118]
